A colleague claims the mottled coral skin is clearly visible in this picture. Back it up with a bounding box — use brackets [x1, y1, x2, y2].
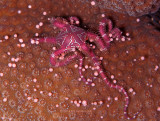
[76, 0, 160, 16]
[0, 0, 159, 121]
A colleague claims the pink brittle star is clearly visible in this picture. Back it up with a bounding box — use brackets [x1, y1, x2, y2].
[35, 16, 140, 120]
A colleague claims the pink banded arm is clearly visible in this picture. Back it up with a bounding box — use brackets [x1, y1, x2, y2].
[81, 44, 141, 120]
[69, 16, 80, 25]
[87, 32, 108, 50]
[35, 37, 56, 43]
[50, 17, 67, 29]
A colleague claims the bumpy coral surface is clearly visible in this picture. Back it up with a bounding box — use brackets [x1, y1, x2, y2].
[0, 0, 160, 121]
[75, 0, 160, 16]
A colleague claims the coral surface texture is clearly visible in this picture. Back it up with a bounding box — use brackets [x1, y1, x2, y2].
[0, 0, 160, 121]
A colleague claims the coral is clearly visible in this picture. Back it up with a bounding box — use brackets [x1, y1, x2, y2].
[75, 0, 160, 16]
[0, 0, 159, 121]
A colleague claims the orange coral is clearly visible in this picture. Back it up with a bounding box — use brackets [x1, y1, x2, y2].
[0, 0, 159, 121]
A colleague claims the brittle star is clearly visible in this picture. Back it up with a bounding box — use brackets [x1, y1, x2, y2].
[34, 16, 140, 120]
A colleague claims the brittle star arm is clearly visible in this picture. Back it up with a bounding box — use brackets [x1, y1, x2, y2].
[99, 18, 122, 41]
[50, 52, 77, 67]
[87, 32, 108, 51]
[76, 53, 90, 84]
[35, 37, 56, 44]
[50, 48, 88, 83]
[50, 48, 68, 67]
[99, 18, 112, 42]
[81, 44, 141, 120]
[50, 17, 67, 30]
[110, 27, 122, 39]
[69, 16, 80, 25]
